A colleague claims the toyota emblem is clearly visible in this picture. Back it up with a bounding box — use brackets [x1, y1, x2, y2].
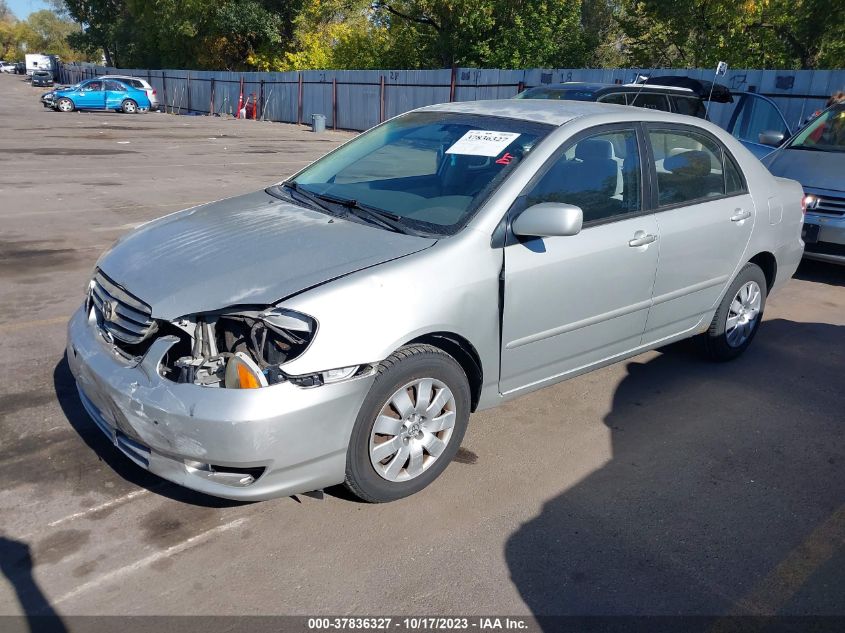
[102, 300, 117, 322]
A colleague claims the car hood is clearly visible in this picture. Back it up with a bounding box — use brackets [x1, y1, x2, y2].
[96, 190, 437, 321]
[763, 148, 845, 193]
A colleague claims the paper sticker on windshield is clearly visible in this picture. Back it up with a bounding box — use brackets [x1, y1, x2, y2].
[446, 131, 521, 157]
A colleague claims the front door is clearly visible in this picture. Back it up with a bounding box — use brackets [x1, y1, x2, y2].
[500, 126, 659, 395]
[641, 125, 755, 344]
[76, 80, 105, 109]
[727, 93, 791, 159]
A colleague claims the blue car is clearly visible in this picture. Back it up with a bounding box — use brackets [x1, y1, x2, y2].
[53, 78, 151, 114]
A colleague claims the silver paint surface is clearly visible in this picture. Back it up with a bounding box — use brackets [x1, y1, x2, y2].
[69, 100, 806, 500]
[96, 189, 436, 320]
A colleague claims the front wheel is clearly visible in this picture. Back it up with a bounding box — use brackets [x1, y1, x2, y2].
[699, 262, 767, 361]
[56, 98, 74, 112]
[345, 344, 470, 503]
[121, 99, 138, 114]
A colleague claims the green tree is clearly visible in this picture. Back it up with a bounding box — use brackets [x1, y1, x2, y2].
[618, 0, 845, 69]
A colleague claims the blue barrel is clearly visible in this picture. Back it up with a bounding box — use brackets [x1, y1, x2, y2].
[311, 114, 326, 133]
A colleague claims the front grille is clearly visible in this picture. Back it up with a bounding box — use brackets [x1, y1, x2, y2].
[814, 195, 845, 216]
[90, 271, 156, 344]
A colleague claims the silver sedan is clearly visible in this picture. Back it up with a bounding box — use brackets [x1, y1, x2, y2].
[67, 100, 805, 502]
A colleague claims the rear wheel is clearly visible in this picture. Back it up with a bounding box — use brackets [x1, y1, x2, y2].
[56, 98, 74, 113]
[121, 99, 138, 114]
[345, 344, 470, 503]
[699, 263, 767, 361]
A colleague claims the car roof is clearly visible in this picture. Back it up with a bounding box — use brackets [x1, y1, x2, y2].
[102, 75, 146, 82]
[526, 82, 695, 95]
[419, 99, 706, 127]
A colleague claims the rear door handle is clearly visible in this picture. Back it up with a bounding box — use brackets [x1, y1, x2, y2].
[730, 209, 752, 222]
[628, 232, 657, 247]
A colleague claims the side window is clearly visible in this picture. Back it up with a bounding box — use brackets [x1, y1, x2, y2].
[105, 81, 126, 91]
[724, 153, 745, 194]
[672, 96, 707, 119]
[598, 93, 627, 105]
[730, 94, 789, 146]
[630, 92, 670, 112]
[521, 129, 641, 224]
[648, 129, 729, 206]
[83, 81, 103, 92]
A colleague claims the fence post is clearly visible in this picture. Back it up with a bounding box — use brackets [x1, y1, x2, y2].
[187, 71, 192, 113]
[210, 78, 216, 115]
[297, 74, 303, 125]
[517, 80, 525, 95]
[332, 78, 337, 130]
[379, 75, 385, 123]
[162, 73, 168, 113]
[259, 79, 265, 120]
[449, 66, 457, 102]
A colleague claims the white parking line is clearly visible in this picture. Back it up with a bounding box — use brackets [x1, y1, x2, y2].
[47, 489, 151, 529]
[91, 222, 145, 232]
[50, 517, 248, 609]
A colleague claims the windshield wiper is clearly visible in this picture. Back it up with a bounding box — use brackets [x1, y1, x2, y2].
[311, 193, 411, 234]
[274, 181, 340, 216]
[789, 145, 828, 152]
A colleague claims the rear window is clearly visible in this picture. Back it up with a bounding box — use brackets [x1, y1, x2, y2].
[629, 92, 671, 112]
[672, 96, 706, 119]
[516, 88, 596, 101]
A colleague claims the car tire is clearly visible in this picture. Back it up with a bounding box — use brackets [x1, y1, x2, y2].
[344, 344, 471, 503]
[699, 262, 767, 361]
[56, 98, 74, 113]
[121, 99, 138, 114]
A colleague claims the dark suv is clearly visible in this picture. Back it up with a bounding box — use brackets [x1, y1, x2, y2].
[514, 77, 734, 120]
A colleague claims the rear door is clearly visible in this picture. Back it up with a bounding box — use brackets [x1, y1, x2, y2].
[641, 124, 754, 345]
[105, 80, 128, 109]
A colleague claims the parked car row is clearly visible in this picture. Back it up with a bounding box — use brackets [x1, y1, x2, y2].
[40, 75, 158, 114]
[517, 78, 845, 265]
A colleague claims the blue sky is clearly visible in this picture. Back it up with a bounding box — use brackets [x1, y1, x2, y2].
[7, 0, 49, 19]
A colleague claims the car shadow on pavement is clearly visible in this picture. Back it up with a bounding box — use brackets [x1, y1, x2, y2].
[53, 355, 248, 509]
[794, 260, 844, 287]
[505, 318, 844, 628]
[0, 536, 68, 633]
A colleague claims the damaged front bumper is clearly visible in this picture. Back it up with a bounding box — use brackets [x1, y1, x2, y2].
[66, 306, 375, 500]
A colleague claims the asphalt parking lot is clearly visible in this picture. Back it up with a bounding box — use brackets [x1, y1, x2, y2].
[1, 73, 844, 625]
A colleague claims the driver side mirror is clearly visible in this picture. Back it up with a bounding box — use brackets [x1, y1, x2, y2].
[512, 203, 583, 238]
[758, 130, 786, 147]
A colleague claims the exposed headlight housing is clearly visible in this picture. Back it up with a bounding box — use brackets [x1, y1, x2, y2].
[224, 352, 269, 389]
[163, 307, 318, 388]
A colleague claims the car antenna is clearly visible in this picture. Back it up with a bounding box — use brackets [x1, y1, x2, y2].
[630, 69, 653, 108]
[705, 61, 729, 120]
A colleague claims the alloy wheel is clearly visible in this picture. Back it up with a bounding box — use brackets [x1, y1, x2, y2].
[726, 280, 762, 348]
[369, 378, 457, 482]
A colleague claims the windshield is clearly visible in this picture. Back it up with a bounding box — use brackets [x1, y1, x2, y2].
[515, 88, 595, 101]
[788, 105, 845, 153]
[285, 111, 552, 235]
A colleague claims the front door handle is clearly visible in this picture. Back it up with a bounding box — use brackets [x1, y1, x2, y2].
[628, 232, 657, 247]
[730, 209, 752, 222]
